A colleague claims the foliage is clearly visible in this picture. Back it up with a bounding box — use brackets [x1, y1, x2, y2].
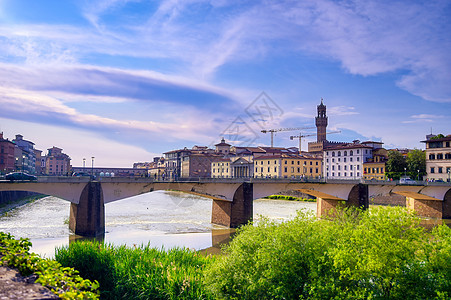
[55, 241, 214, 300]
[204, 207, 451, 299]
[0, 232, 99, 299]
[263, 195, 316, 202]
[386, 150, 407, 179]
[430, 134, 445, 140]
[406, 149, 426, 180]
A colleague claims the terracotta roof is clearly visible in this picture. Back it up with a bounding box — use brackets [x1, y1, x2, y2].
[325, 143, 372, 150]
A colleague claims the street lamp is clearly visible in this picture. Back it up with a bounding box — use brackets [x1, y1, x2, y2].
[91, 157, 95, 178]
[83, 158, 86, 173]
[404, 167, 407, 178]
[417, 169, 420, 181]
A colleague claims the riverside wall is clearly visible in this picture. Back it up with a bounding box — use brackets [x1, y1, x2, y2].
[0, 191, 43, 205]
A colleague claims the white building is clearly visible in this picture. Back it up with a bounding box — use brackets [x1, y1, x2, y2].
[422, 135, 451, 182]
[323, 141, 373, 180]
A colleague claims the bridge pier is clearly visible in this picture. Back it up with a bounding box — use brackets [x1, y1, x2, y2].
[211, 182, 253, 228]
[69, 182, 105, 237]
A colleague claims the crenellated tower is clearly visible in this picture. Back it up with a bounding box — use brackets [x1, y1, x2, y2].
[315, 98, 328, 142]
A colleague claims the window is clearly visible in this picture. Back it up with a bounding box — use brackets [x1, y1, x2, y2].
[284, 161, 287, 164]
[446, 142, 450, 147]
[357, 150, 360, 154]
[431, 167, 435, 173]
[344, 172, 347, 177]
[291, 161, 294, 165]
[255, 167, 258, 172]
[344, 151, 347, 156]
[344, 165, 347, 170]
[261, 167, 264, 172]
[338, 158, 341, 162]
[350, 157, 353, 162]
[327, 159, 329, 163]
[291, 167, 294, 172]
[332, 172, 335, 177]
[297, 161, 300, 165]
[438, 167, 443, 173]
[437, 153, 443, 159]
[350, 173, 353, 177]
[332, 152, 335, 157]
[338, 151, 341, 156]
[357, 172, 360, 176]
[357, 165, 360, 170]
[332, 158, 335, 163]
[316, 162, 318, 165]
[310, 168, 312, 173]
[445, 153, 451, 159]
[350, 150, 353, 156]
[338, 172, 341, 176]
[310, 161, 313, 165]
[344, 158, 346, 162]
[297, 167, 300, 172]
[274, 167, 277, 172]
[316, 168, 318, 173]
[338, 165, 341, 170]
[268, 167, 270, 172]
[429, 154, 435, 160]
[268, 161, 270, 164]
[284, 167, 287, 172]
[332, 166, 335, 170]
[357, 157, 360, 162]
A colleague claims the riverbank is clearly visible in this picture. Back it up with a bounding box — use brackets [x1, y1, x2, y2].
[0, 194, 47, 216]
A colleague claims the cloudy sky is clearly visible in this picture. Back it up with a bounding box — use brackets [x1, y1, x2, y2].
[0, 0, 450, 167]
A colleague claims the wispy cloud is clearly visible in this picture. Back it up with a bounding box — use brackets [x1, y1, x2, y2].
[402, 114, 446, 124]
[328, 106, 359, 116]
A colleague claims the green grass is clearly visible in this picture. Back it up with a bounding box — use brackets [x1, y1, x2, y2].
[55, 242, 214, 299]
[263, 194, 316, 202]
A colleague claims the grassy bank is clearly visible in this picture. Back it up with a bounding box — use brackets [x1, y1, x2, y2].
[3, 206, 451, 299]
[263, 194, 316, 202]
[55, 242, 214, 299]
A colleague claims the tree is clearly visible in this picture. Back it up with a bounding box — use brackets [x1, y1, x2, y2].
[406, 149, 426, 180]
[386, 150, 407, 179]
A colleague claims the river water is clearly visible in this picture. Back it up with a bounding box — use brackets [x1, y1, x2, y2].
[0, 191, 316, 258]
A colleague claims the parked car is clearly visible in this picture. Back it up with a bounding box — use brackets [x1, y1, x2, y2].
[5, 172, 37, 182]
[72, 172, 96, 180]
[399, 177, 417, 185]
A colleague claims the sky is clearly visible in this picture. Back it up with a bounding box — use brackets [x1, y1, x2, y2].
[0, 0, 450, 167]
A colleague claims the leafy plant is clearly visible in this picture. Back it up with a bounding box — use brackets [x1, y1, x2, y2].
[0, 232, 99, 299]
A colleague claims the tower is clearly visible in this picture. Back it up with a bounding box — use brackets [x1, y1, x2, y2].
[315, 98, 328, 142]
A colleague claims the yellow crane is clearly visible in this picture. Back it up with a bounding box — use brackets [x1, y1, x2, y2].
[261, 127, 315, 147]
[290, 130, 341, 152]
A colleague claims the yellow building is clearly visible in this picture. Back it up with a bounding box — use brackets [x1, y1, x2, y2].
[363, 148, 388, 180]
[254, 154, 322, 179]
[211, 158, 232, 178]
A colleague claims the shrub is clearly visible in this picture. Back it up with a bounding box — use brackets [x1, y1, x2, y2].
[204, 207, 451, 299]
[0, 232, 99, 299]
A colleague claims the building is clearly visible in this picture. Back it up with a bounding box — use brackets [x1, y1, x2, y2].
[211, 158, 232, 178]
[12, 134, 37, 174]
[231, 157, 254, 178]
[254, 154, 322, 179]
[215, 138, 231, 155]
[323, 141, 374, 180]
[0, 133, 15, 174]
[421, 134, 451, 182]
[308, 99, 347, 153]
[72, 167, 148, 177]
[181, 153, 221, 178]
[45, 147, 71, 176]
[363, 146, 388, 180]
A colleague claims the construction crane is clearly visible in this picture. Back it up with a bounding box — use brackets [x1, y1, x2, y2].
[290, 130, 341, 152]
[261, 127, 315, 147]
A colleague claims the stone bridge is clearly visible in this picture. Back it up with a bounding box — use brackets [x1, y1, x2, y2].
[0, 177, 450, 236]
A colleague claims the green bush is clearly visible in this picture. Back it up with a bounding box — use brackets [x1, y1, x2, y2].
[0, 232, 99, 299]
[204, 207, 451, 299]
[56, 242, 214, 299]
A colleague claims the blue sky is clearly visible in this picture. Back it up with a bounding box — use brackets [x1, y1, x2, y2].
[0, 0, 450, 167]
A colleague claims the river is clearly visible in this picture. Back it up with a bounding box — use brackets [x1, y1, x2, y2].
[0, 191, 316, 258]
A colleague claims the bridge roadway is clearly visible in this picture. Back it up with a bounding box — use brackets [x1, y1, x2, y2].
[0, 177, 450, 236]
